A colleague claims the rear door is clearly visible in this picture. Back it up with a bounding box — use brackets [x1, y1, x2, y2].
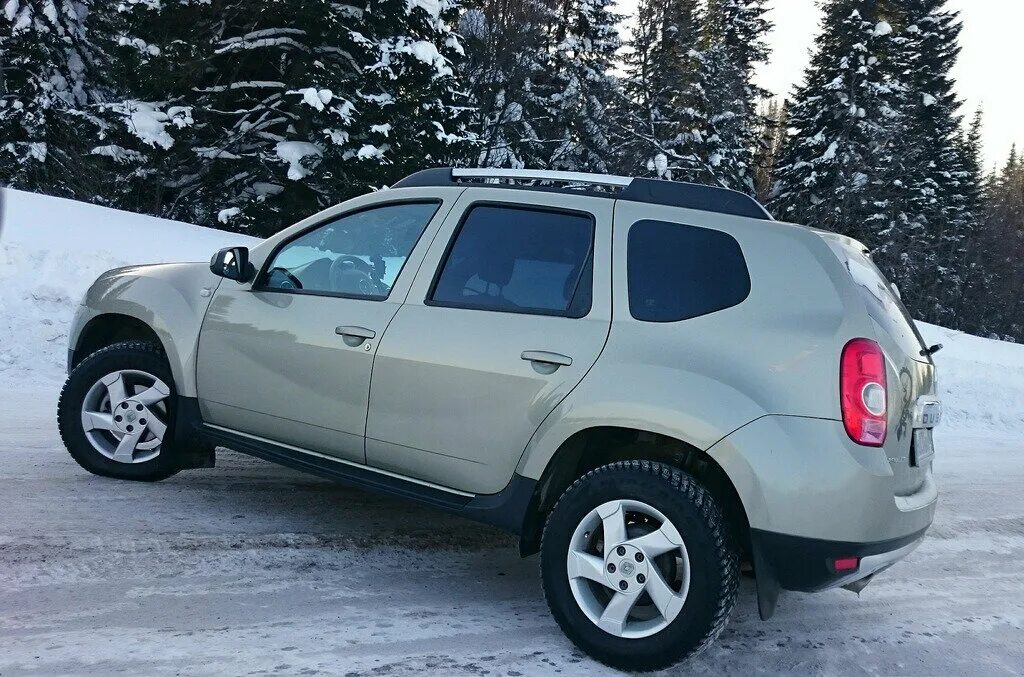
[364, 189, 612, 494]
[823, 235, 938, 495]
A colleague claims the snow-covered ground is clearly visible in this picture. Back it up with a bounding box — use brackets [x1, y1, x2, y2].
[1, 189, 1023, 674]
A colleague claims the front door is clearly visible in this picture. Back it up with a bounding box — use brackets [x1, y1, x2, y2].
[365, 189, 613, 494]
[196, 200, 445, 462]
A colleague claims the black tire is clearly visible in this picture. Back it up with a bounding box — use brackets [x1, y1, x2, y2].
[57, 340, 181, 482]
[540, 460, 739, 672]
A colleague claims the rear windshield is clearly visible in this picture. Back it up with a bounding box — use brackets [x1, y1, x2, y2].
[824, 238, 929, 360]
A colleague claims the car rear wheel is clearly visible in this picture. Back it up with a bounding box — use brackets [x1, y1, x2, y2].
[58, 340, 181, 481]
[540, 460, 738, 671]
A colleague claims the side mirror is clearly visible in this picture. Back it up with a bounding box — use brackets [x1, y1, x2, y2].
[210, 246, 253, 282]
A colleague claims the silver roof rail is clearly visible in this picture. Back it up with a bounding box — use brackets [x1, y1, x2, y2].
[391, 168, 774, 221]
[450, 168, 632, 188]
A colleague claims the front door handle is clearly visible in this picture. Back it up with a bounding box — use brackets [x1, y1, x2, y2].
[521, 350, 573, 367]
[336, 325, 376, 347]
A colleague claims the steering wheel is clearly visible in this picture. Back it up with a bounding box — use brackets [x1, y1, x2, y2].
[267, 267, 303, 290]
[329, 255, 385, 296]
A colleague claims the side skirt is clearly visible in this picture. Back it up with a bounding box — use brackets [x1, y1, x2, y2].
[198, 422, 536, 535]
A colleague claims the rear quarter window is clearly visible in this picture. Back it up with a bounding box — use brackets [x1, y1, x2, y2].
[627, 219, 750, 322]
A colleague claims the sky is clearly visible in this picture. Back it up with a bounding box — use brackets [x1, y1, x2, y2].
[615, 0, 1023, 169]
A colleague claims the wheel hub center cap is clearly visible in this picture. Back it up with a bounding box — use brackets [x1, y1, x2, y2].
[604, 543, 649, 592]
[112, 400, 146, 433]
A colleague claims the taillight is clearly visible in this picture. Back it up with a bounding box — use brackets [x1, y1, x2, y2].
[840, 338, 887, 446]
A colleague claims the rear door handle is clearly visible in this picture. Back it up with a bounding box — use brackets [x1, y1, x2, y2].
[336, 325, 376, 346]
[521, 350, 573, 367]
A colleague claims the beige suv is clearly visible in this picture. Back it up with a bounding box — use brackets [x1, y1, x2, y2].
[58, 168, 940, 670]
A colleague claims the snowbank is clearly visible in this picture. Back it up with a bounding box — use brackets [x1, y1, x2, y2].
[0, 189, 257, 383]
[1, 189, 1022, 440]
[919, 322, 1024, 436]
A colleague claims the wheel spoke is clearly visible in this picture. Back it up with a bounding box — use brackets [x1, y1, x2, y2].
[567, 550, 610, 587]
[135, 380, 170, 406]
[112, 427, 144, 463]
[628, 524, 682, 560]
[81, 410, 116, 432]
[102, 372, 128, 405]
[145, 413, 167, 441]
[598, 501, 627, 556]
[598, 592, 637, 636]
[644, 566, 685, 623]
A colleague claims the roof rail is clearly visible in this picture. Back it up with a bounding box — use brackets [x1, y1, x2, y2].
[391, 168, 773, 221]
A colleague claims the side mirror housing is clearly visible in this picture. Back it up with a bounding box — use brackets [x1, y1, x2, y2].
[210, 246, 253, 283]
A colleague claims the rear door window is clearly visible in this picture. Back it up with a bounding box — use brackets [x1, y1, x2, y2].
[430, 205, 594, 317]
[627, 219, 750, 322]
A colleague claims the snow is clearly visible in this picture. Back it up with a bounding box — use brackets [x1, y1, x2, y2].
[217, 207, 242, 223]
[872, 21, 893, 37]
[274, 140, 323, 180]
[293, 87, 333, 111]
[1, 191, 1022, 673]
[0, 189, 257, 382]
[119, 101, 179, 149]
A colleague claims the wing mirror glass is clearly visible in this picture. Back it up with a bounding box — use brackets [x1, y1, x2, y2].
[210, 246, 254, 282]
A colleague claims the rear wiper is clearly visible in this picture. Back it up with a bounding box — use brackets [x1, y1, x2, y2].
[920, 343, 943, 357]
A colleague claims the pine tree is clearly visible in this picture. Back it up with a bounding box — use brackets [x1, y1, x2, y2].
[699, 0, 771, 192]
[887, 0, 971, 324]
[952, 109, 990, 332]
[616, 0, 708, 180]
[540, 0, 622, 172]
[93, 0, 470, 235]
[459, 0, 557, 168]
[0, 0, 102, 197]
[752, 97, 787, 203]
[769, 1, 907, 251]
[974, 147, 1024, 338]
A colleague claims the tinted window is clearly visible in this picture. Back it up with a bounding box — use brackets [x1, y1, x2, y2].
[431, 205, 594, 317]
[260, 202, 438, 299]
[628, 220, 750, 322]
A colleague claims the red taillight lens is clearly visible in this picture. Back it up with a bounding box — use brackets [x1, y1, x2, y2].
[840, 338, 887, 446]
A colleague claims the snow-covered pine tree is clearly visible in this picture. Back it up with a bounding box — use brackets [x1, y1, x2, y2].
[539, 0, 622, 173]
[950, 109, 991, 332]
[459, 0, 558, 168]
[95, 0, 469, 235]
[698, 0, 771, 193]
[769, 1, 906, 247]
[968, 146, 1024, 339]
[616, 0, 708, 180]
[888, 0, 971, 324]
[752, 97, 786, 202]
[0, 0, 101, 197]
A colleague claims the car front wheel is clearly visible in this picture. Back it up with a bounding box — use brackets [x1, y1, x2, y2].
[540, 460, 738, 671]
[58, 340, 181, 482]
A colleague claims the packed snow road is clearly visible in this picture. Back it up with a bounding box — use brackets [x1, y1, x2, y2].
[1, 387, 1022, 676]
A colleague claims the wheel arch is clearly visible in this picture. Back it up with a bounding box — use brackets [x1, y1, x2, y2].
[517, 425, 752, 566]
[71, 313, 166, 370]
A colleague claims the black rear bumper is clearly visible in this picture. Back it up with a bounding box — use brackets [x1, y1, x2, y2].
[750, 527, 929, 619]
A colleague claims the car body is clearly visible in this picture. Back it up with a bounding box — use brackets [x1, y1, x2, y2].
[61, 167, 939, 668]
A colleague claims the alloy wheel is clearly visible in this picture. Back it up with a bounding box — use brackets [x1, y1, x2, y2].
[80, 369, 170, 464]
[566, 498, 690, 639]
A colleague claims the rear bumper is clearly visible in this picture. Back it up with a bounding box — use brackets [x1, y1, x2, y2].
[750, 526, 928, 593]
